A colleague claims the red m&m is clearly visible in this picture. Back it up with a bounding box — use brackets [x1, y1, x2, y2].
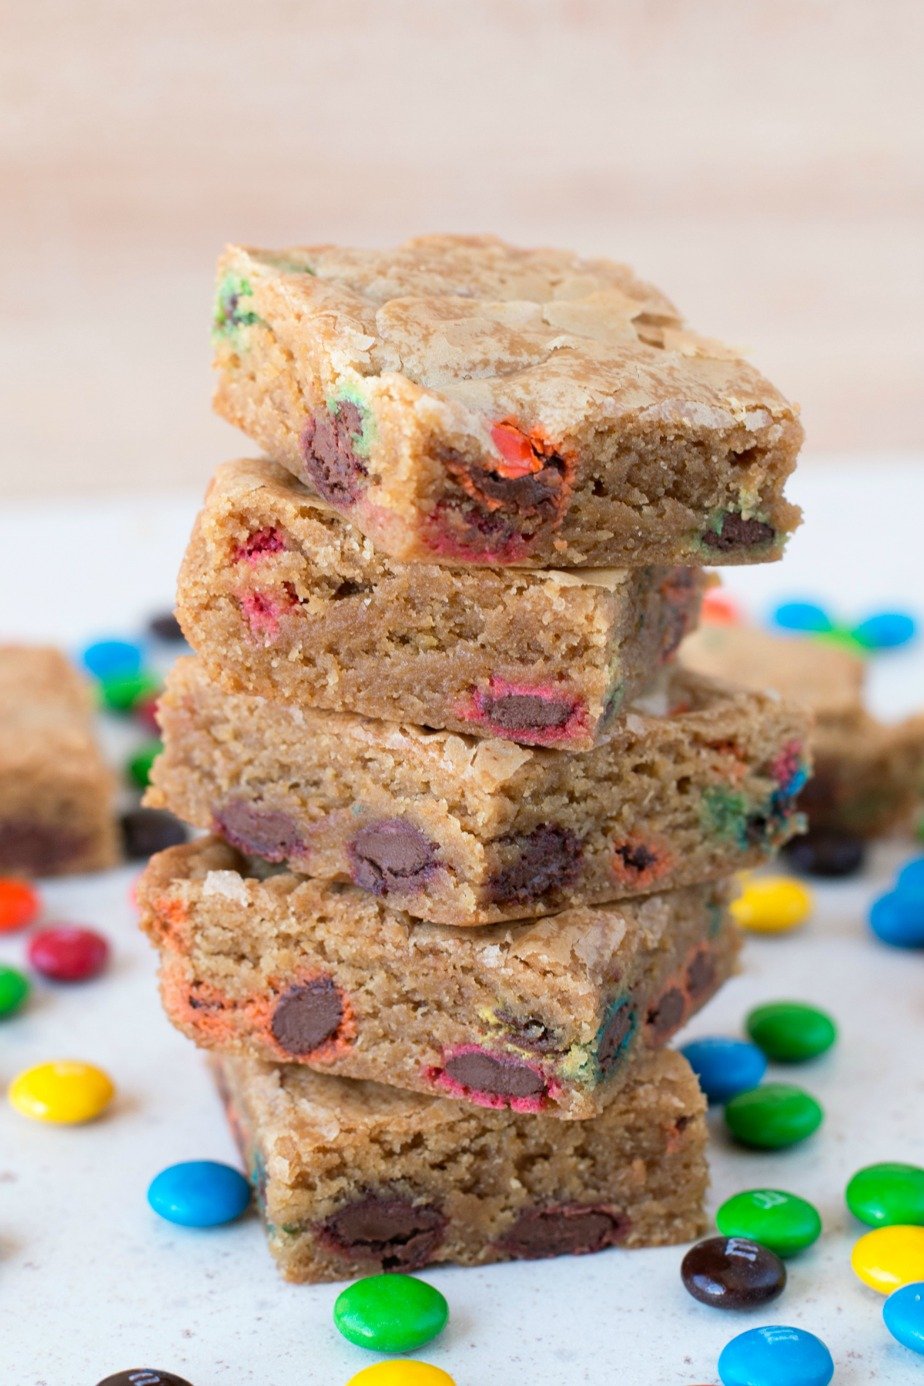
[28, 926, 110, 982]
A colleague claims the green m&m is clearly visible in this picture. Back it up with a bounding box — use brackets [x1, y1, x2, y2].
[846, 1163, 924, 1228]
[716, 1189, 822, 1257]
[127, 739, 163, 789]
[0, 965, 30, 1017]
[334, 1273, 449, 1354]
[746, 1001, 837, 1063]
[724, 1083, 823, 1149]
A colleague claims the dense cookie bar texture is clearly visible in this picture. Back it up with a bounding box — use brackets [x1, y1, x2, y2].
[212, 235, 802, 568]
[0, 646, 118, 876]
[138, 838, 739, 1120]
[175, 459, 704, 750]
[149, 656, 810, 926]
[684, 625, 924, 836]
[217, 1047, 708, 1282]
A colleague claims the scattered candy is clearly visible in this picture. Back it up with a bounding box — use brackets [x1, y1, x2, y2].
[730, 877, 813, 933]
[724, 1084, 823, 1150]
[847, 1162, 924, 1227]
[702, 590, 743, 625]
[100, 670, 161, 714]
[0, 964, 30, 1017]
[121, 807, 188, 860]
[680, 1037, 768, 1105]
[850, 1225, 924, 1294]
[135, 693, 162, 736]
[899, 857, 924, 892]
[96, 1373, 194, 1386]
[771, 600, 834, 635]
[346, 1365, 455, 1386]
[852, 610, 917, 651]
[334, 1273, 449, 1354]
[0, 876, 40, 932]
[81, 638, 144, 681]
[127, 740, 163, 789]
[717, 1325, 834, 1386]
[148, 611, 185, 643]
[716, 1189, 822, 1258]
[681, 1236, 786, 1310]
[147, 1160, 251, 1228]
[883, 1281, 924, 1356]
[8, 1060, 114, 1124]
[745, 1002, 837, 1063]
[782, 827, 865, 879]
[27, 925, 110, 982]
[869, 888, 924, 949]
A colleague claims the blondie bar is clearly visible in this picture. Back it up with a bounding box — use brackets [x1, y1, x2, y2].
[212, 235, 802, 568]
[217, 1046, 708, 1282]
[148, 656, 810, 925]
[139, 838, 738, 1119]
[0, 646, 118, 876]
[175, 459, 704, 750]
[684, 625, 924, 835]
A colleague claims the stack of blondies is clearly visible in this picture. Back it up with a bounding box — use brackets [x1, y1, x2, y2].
[139, 236, 809, 1283]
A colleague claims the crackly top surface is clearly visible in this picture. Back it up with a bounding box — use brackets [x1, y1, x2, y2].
[0, 645, 101, 765]
[223, 234, 799, 426]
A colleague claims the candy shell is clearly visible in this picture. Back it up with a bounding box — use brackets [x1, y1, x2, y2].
[883, 1282, 924, 1355]
[681, 1236, 786, 1310]
[147, 1160, 251, 1228]
[334, 1273, 449, 1353]
[346, 1365, 455, 1386]
[851, 610, 917, 651]
[771, 600, 834, 634]
[850, 1225, 924, 1294]
[0, 877, 40, 933]
[121, 808, 188, 861]
[869, 889, 924, 949]
[718, 1325, 833, 1386]
[0, 965, 30, 1017]
[680, 1037, 767, 1105]
[96, 1373, 194, 1386]
[147, 611, 185, 643]
[27, 925, 109, 982]
[846, 1162, 924, 1227]
[782, 828, 865, 879]
[730, 878, 812, 933]
[745, 1002, 837, 1063]
[100, 671, 161, 714]
[716, 1189, 822, 1258]
[8, 1060, 114, 1124]
[81, 638, 144, 680]
[127, 740, 163, 789]
[898, 858, 924, 892]
[724, 1084, 823, 1150]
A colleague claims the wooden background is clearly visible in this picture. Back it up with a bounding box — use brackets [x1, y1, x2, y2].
[3, 0, 923, 497]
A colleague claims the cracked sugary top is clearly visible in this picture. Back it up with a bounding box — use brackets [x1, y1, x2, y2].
[235, 234, 794, 422]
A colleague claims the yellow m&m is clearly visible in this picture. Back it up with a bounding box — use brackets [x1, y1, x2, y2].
[851, 1225, 924, 1294]
[731, 877, 813, 933]
[8, 1060, 115, 1124]
[346, 1362, 455, 1386]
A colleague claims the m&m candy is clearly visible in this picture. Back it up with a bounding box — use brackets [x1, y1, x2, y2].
[147, 1160, 252, 1228]
[898, 857, 924, 891]
[8, 1060, 115, 1124]
[717, 1325, 834, 1386]
[724, 1084, 823, 1150]
[96, 1373, 194, 1386]
[771, 600, 834, 635]
[27, 925, 110, 982]
[851, 610, 917, 651]
[120, 808, 188, 860]
[883, 1282, 924, 1355]
[681, 1236, 786, 1310]
[334, 1273, 449, 1353]
[100, 670, 161, 714]
[679, 1037, 767, 1105]
[850, 1225, 924, 1293]
[716, 1189, 822, 1258]
[846, 1162, 924, 1227]
[346, 1365, 455, 1386]
[745, 1002, 837, 1063]
[81, 638, 144, 681]
[730, 878, 813, 933]
[870, 889, 924, 949]
[127, 740, 163, 789]
[782, 827, 865, 879]
[0, 965, 30, 1017]
[148, 611, 185, 643]
[0, 877, 40, 932]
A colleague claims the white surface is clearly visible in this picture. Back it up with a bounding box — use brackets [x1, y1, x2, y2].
[0, 461, 922, 1386]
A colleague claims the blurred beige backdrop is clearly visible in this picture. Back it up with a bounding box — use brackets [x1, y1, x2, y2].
[2, 0, 923, 497]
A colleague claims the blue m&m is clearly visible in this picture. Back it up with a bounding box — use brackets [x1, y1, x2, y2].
[81, 638, 145, 681]
[679, 1037, 767, 1105]
[883, 1282, 924, 1355]
[147, 1160, 251, 1228]
[869, 889, 924, 949]
[718, 1325, 834, 1385]
[771, 601, 834, 635]
[851, 610, 917, 651]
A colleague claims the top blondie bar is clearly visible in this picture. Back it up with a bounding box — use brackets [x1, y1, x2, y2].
[212, 235, 802, 569]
